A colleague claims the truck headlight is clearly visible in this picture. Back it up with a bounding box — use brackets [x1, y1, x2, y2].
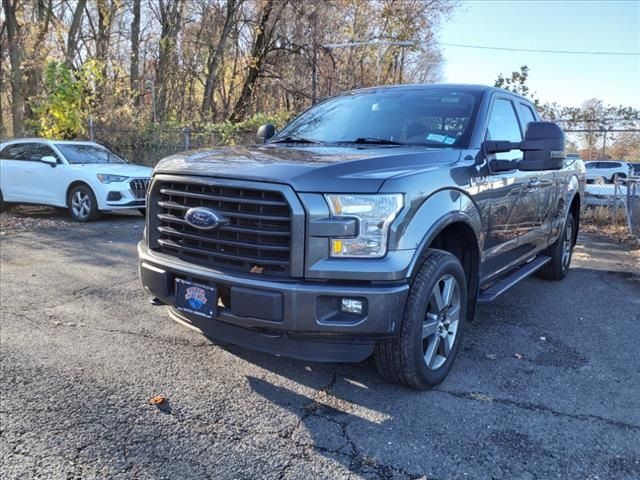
[97, 174, 129, 184]
[324, 194, 404, 258]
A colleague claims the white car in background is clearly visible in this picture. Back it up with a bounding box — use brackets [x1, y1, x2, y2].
[0, 139, 152, 221]
[584, 160, 632, 184]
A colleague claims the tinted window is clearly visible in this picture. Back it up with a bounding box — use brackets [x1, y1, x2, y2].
[487, 99, 522, 142]
[274, 88, 482, 148]
[0, 143, 31, 160]
[519, 103, 537, 130]
[55, 144, 126, 164]
[30, 144, 60, 162]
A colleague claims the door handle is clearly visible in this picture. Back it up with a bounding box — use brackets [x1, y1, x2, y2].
[25, 169, 34, 173]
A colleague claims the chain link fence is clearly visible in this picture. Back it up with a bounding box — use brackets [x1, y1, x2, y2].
[90, 125, 257, 167]
[584, 176, 640, 240]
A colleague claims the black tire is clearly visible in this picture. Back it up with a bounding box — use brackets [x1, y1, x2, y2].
[0, 190, 7, 213]
[613, 173, 626, 183]
[537, 214, 576, 281]
[374, 250, 468, 390]
[138, 208, 146, 216]
[67, 184, 101, 222]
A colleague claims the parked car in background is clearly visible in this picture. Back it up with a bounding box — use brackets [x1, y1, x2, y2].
[630, 162, 640, 177]
[0, 139, 152, 221]
[584, 160, 632, 184]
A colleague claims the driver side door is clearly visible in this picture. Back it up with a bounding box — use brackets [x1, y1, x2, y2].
[24, 143, 66, 205]
[480, 96, 540, 279]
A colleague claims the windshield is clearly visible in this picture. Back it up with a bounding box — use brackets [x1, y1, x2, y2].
[55, 144, 127, 164]
[273, 88, 482, 148]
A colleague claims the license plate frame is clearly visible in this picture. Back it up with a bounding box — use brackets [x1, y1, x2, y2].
[174, 278, 217, 319]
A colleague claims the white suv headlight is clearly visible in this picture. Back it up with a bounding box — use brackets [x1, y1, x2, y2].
[324, 194, 404, 258]
[97, 174, 129, 184]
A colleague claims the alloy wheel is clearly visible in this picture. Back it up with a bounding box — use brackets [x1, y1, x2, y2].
[562, 221, 573, 269]
[422, 274, 461, 370]
[71, 191, 92, 220]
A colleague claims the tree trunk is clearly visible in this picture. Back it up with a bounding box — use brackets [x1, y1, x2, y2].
[201, 0, 237, 122]
[229, 0, 284, 122]
[130, 0, 141, 98]
[66, 0, 87, 67]
[156, 0, 184, 122]
[2, 0, 25, 136]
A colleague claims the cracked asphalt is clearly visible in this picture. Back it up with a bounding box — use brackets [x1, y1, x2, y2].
[1, 211, 639, 479]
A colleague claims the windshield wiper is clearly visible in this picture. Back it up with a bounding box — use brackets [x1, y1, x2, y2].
[341, 137, 403, 146]
[270, 136, 321, 144]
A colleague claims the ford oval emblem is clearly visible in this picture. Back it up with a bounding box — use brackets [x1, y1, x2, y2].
[184, 207, 223, 230]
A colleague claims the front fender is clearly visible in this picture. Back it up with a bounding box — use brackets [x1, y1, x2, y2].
[393, 189, 482, 280]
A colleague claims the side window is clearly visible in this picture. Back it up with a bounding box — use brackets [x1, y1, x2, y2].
[30, 144, 60, 162]
[519, 103, 537, 132]
[0, 143, 31, 161]
[486, 98, 522, 161]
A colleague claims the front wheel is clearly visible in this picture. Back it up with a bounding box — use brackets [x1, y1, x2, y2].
[68, 185, 101, 222]
[374, 250, 468, 390]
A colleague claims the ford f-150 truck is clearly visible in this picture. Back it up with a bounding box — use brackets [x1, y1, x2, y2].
[139, 84, 585, 389]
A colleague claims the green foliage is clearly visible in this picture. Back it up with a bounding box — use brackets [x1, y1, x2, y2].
[204, 111, 294, 145]
[30, 60, 103, 139]
[494, 65, 536, 103]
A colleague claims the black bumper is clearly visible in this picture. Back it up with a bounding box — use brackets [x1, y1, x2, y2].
[138, 242, 409, 362]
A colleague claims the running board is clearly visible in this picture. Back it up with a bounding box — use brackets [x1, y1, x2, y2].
[477, 255, 551, 304]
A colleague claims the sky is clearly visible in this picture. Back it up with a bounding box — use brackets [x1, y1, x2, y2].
[439, 0, 640, 108]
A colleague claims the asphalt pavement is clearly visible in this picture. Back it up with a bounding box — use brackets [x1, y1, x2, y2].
[1, 211, 639, 479]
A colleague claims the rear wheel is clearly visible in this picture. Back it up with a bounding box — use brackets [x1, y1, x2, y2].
[68, 185, 101, 222]
[538, 214, 575, 281]
[374, 250, 468, 390]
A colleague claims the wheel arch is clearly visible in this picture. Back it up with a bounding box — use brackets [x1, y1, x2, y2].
[405, 208, 482, 322]
[66, 181, 96, 207]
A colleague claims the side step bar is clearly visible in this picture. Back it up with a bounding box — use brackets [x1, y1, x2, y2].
[477, 255, 551, 304]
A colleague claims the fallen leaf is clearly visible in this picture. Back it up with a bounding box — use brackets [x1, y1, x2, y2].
[539, 336, 546, 341]
[485, 353, 497, 360]
[469, 392, 494, 402]
[514, 353, 525, 360]
[149, 395, 166, 405]
[250, 265, 264, 274]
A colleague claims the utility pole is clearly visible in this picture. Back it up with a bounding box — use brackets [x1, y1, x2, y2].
[311, 10, 318, 104]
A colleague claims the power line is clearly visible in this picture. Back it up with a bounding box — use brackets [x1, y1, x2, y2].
[441, 42, 640, 56]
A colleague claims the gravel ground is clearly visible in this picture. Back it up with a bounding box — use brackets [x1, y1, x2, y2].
[1, 211, 639, 479]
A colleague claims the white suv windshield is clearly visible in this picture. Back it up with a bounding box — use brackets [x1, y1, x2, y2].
[55, 144, 126, 164]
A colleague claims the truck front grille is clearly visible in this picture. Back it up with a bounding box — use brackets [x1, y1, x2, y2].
[130, 178, 150, 199]
[150, 179, 293, 276]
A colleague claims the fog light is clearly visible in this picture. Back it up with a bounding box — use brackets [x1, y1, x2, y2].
[340, 298, 364, 315]
[107, 191, 122, 201]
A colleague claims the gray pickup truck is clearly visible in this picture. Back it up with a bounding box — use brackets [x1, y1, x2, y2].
[139, 84, 585, 389]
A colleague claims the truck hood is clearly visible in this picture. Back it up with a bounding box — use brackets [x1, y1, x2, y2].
[67, 163, 153, 178]
[154, 145, 461, 193]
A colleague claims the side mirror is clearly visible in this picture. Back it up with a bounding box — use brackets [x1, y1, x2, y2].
[256, 123, 275, 143]
[41, 156, 58, 167]
[518, 121, 565, 171]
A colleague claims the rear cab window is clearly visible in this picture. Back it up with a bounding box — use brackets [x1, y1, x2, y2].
[0, 143, 31, 161]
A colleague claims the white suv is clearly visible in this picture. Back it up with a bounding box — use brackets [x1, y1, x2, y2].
[584, 160, 632, 184]
[0, 139, 152, 221]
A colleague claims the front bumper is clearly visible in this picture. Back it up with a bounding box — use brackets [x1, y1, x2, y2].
[138, 242, 409, 362]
